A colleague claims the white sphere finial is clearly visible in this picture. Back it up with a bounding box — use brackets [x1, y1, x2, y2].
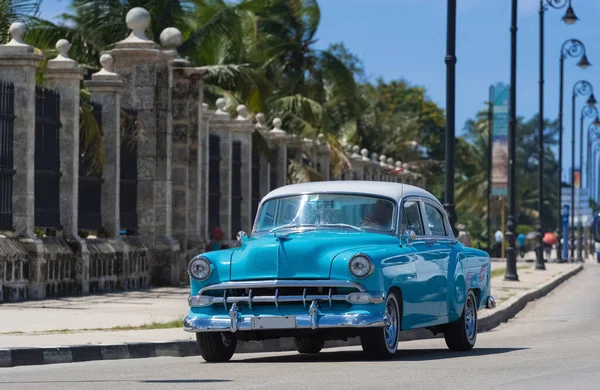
[371, 152, 378, 161]
[126, 7, 151, 41]
[255, 113, 265, 127]
[215, 97, 228, 115]
[387, 157, 394, 165]
[160, 27, 182, 49]
[236, 104, 248, 120]
[270, 118, 286, 136]
[352, 145, 360, 153]
[9, 22, 25, 43]
[361, 148, 370, 161]
[379, 155, 386, 162]
[100, 54, 115, 73]
[395, 161, 402, 168]
[56, 39, 70, 58]
[273, 118, 282, 128]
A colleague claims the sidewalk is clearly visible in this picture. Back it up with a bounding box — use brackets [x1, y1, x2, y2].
[0, 261, 582, 349]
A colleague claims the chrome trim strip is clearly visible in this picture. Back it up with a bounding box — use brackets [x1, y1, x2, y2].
[229, 303, 240, 332]
[198, 279, 367, 294]
[183, 313, 386, 332]
[189, 293, 385, 306]
[309, 300, 320, 329]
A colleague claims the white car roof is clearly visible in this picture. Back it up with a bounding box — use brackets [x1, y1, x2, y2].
[262, 181, 440, 205]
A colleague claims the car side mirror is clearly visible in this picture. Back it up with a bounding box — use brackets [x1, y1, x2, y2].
[400, 229, 416, 246]
[237, 231, 248, 244]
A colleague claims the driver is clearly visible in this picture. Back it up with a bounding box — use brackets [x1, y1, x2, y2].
[361, 200, 393, 230]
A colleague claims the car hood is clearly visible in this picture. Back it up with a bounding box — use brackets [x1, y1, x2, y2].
[229, 230, 398, 280]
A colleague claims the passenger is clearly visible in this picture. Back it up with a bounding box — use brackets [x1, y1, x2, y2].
[362, 200, 393, 230]
[205, 227, 228, 252]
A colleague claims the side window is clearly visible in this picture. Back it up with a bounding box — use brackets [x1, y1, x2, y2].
[402, 200, 424, 236]
[424, 203, 446, 236]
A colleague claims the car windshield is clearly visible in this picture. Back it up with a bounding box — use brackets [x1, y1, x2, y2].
[254, 193, 396, 233]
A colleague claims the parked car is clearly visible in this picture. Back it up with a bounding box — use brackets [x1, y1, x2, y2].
[184, 181, 495, 362]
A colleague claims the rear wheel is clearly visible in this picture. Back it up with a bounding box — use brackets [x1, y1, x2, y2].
[444, 290, 477, 351]
[196, 332, 237, 362]
[360, 291, 400, 359]
[293, 335, 325, 354]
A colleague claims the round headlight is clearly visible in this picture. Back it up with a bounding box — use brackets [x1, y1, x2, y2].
[188, 257, 211, 281]
[349, 254, 373, 278]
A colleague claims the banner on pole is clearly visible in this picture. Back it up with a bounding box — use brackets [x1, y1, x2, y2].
[490, 83, 510, 197]
[574, 169, 581, 189]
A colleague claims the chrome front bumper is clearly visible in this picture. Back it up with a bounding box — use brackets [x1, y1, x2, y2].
[184, 301, 386, 333]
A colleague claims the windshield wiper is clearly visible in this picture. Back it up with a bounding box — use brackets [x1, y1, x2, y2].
[318, 223, 365, 232]
[269, 224, 316, 235]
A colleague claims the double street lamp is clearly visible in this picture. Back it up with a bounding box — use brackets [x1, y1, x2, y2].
[556, 38, 590, 261]
[570, 80, 595, 261]
[537, 0, 579, 269]
[445, 0, 458, 236]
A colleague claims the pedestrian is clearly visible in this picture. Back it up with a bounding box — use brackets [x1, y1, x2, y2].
[456, 223, 472, 247]
[494, 229, 503, 258]
[517, 233, 525, 258]
[205, 227, 228, 252]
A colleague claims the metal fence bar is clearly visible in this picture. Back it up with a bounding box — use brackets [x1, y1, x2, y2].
[120, 108, 138, 231]
[78, 101, 103, 231]
[34, 87, 61, 229]
[0, 81, 15, 231]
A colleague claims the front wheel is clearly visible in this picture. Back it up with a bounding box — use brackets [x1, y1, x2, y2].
[360, 292, 401, 359]
[196, 332, 237, 362]
[444, 290, 477, 351]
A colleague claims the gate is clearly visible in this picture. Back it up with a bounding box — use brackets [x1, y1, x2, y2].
[270, 148, 278, 191]
[78, 101, 103, 232]
[120, 108, 138, 232]
[208, 134, 221, 232]
[34, 87, 61, 229]
[231, 141, 242, 236]
[0, 81, 15, 231]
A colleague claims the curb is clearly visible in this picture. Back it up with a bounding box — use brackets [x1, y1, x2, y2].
[0, 264, 583, 368]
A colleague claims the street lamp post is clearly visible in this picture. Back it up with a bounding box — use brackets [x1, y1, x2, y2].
[445, 0, 458, 236]
[570, 80, 594, 262]
[505, 0, 519, 281]
[557, 38, 590, 262]
[585, 117, 600, 192]
[578, 106, 598, 261]
[538, 0, 578, 269]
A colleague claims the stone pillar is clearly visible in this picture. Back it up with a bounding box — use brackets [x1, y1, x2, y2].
[210, 98, 232, 239]
[0, 23, 42, 237]
[371, 153, 381, 181]
[84, 54, 124, 237]
[255, 114, 271, 197]
[43, 40, 86, 236]
[186, 73, 205, 255]
[316, 134, 330, 181]
[232, 105, 254, 234]
[109, 8, 179, 286]
[268, 118, 288, 189]
[350, 145, 364, 180]
[361, 149, 372, 180]
[200, 103, 211, 242]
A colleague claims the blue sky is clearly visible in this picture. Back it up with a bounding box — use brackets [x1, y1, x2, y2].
[38, 0, 600, 180]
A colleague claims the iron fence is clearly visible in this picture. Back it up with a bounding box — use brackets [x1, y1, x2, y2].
[0, 81, 15, 231]
[34, 87, 61, 229]
[78, 101, 103, 231]
[120, 108, 138, 231]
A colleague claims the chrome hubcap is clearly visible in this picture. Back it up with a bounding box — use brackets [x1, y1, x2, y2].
[465, 297, 476, 343]
[384, 299, 398, 350]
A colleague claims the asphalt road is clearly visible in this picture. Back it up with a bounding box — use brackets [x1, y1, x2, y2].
[2, 262, 600, 390]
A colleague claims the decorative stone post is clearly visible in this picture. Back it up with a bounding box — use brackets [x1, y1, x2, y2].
[268, 118, 288, 190]
[43, 39, 86, 236]
[255, 113, 271, 197]
[209, 98, 233, 239]
[316, 134, 330, 181]
[84, 54, 124, 238]
[371, 153, 381, 181]
[0, 23, 42, 237]
[361, 149, 371, 180]
[232, 105, 253, 234]
[109, 7, 180, 286]
[350, 145, 364, 180]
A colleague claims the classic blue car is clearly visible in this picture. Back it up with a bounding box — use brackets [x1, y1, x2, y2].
[184, 181, 495, 362]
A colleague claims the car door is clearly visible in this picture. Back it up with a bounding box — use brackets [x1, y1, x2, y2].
[399, 197, 441, 327]
[422, 200, 455, 320]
